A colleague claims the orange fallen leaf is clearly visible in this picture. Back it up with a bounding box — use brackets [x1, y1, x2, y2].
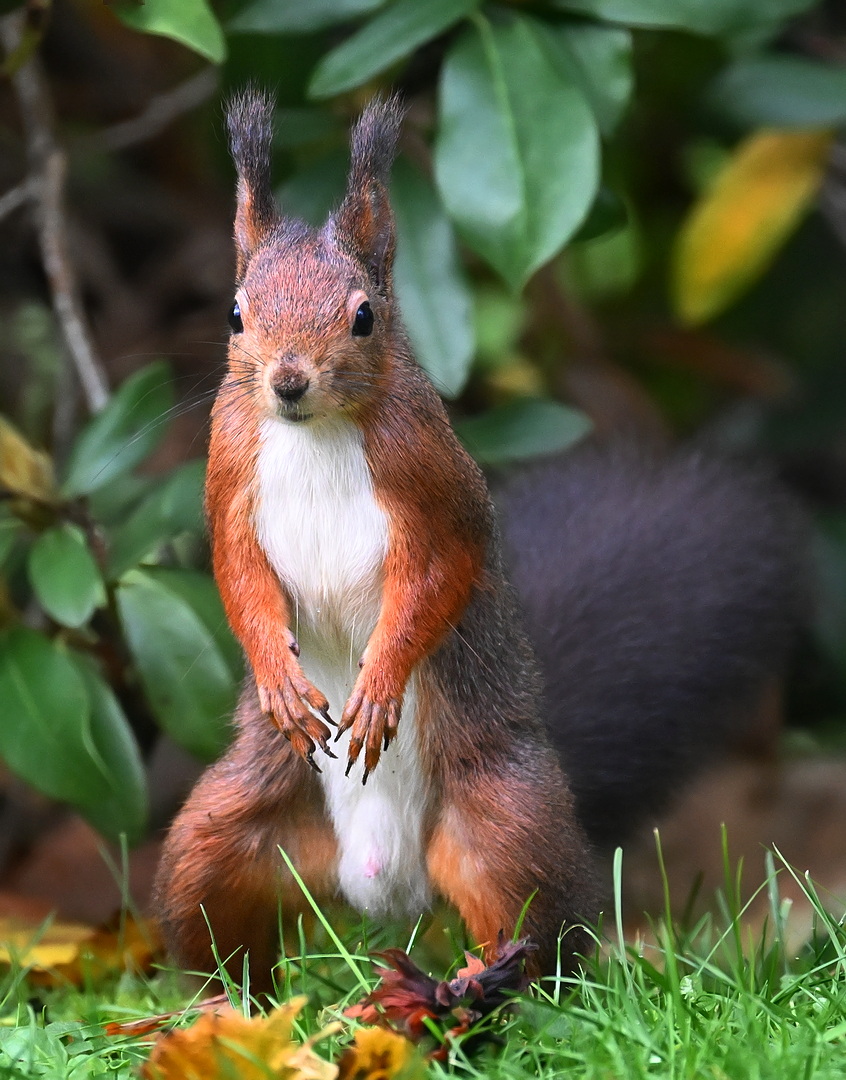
[0, 913, 160, 987]
[337, 1026, 426, 1080]
[345, 937, 534, 1057]
[141, 995, 339, 1080]
[104, 993, 231, 1038]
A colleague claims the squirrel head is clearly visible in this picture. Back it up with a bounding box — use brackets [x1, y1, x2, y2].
[225, 89, 405, 424]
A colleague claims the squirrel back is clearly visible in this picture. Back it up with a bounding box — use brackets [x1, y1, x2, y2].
[498, 439, 809, 851]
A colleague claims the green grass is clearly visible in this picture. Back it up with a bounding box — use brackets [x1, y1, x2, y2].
[1, 846, 846, 1078]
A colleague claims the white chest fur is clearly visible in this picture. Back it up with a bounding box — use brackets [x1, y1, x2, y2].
[255, 417, 432, 916]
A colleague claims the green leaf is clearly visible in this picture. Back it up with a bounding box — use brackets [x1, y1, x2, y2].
[392, 160, 474, 399]
[229, 0, 387, 34]
[572, 186, 628, 243]
[277, 150, 349, 228]
[547, 0, 816, 36]
[28, 524, 106, 628]
[473, 287, 527, 368]
[147, 566, 243, 679]
[0, 509, 23, 568]
[116, 568, 238, 760]
[534, 22, 633, 136]
[273, 107, 342, 150]
[435, 14, 599, 289]
[309, 0, 480, 99]
[107, 459, 206, 579]
[456, 399, 592, 465]
[0, 628, 89, 805]
[0, 629, 145, 841]
[62, 363, 174, 498]
[111, 0, 226, 64]
[87, 472, 158, 529]
[69, 657, 148, 845]
[708, 57, 846, 129]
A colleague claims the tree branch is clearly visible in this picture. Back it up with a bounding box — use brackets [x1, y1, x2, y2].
[76, 67, 219, 155]
[0, 180, 33, 223]
[1, 9, 110, 413]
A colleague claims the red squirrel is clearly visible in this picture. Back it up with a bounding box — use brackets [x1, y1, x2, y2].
[155, 91, 807, 987]
[155, 91, 597, 984]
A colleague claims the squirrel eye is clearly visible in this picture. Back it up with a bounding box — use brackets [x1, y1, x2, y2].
[352, 302, 374, 338]
[228, 301, 243, 334]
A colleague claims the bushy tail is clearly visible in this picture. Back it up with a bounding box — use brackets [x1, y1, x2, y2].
[498, 440, 809, 851]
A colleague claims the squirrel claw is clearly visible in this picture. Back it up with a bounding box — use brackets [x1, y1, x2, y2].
[361, 767, 370, 786]
[338, 691, 402, 780]
[258, 673, 335, 770]
[344, 758, 355, 778]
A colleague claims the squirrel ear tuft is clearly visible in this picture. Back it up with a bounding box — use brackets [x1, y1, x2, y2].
[332, 95, 405, 294]
[227, 87, 278, 275]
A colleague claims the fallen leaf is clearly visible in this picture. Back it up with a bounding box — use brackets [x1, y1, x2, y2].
[104, 993, 231, 1038]
[142, 996, 339, 1080]
[346, 937, 534, 1056]
[0, 913, 160, 986]
[673, 128, 834, 325]
[337, 1026, 425, 1080]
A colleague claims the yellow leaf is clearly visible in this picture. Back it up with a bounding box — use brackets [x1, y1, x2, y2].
[673, 129, 834, 325]
[0, 417, 57, 503]
[0, 918, 93, 968]
[338, 1027, 427, 1080]
[142, 996, 339, 1080]
[0, 914, 160, 987]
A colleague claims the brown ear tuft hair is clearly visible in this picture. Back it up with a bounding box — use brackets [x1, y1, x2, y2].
[333, 95, 406, 295]
[227, 87, 278, 274]
[348, 94, 405, 197]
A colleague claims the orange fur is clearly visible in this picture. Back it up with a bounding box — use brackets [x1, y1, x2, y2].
[338, 358, 488, 770]
[156, 704, 338, 981]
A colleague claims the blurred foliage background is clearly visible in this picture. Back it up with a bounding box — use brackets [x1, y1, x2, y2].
[0, 0, 845, 851]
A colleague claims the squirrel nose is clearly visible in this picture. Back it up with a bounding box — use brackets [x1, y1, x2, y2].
[273, 372, 310, 404]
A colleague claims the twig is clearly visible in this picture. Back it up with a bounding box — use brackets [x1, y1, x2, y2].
[827, 142, 846, 180]
[75, 67, 219, 154]
[1, 9, 109, 413]
[820, 177, 846, 252]
[530, 264, 667, 441]
[0, 179, 33, 223]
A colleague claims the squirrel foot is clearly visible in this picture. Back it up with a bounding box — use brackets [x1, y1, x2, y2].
[259, 675, 335, 770]
[337, 686, 401, 782]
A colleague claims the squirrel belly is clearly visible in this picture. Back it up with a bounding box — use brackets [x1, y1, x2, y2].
[255, 413, 432, 916]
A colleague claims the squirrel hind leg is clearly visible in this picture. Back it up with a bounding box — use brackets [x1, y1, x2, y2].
[425, 771, 597, 977]
[154, 747, 338, 993]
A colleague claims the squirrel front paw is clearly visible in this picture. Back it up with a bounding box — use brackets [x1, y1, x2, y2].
[336, 683, 402, 782]
[258, 674, 335, 771]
